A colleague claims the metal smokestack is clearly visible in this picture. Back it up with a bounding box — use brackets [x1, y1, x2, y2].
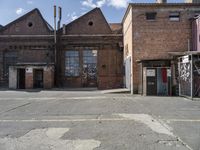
[58, 7, 62, 30]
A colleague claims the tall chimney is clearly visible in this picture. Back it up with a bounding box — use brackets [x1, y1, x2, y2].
[156, 0, 167, 3]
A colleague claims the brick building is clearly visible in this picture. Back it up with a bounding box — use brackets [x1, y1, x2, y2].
[56, 8, 123, 89]
[0, 8, 123, 90]
[123, 3, 200, 95]
[0, 9, 55, 89]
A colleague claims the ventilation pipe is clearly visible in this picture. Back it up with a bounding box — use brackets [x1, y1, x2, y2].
[57, 7, 62, 30]
[63, 24, 66, 34]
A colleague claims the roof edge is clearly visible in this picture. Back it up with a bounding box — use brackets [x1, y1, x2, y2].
[0, 8, 53, 33]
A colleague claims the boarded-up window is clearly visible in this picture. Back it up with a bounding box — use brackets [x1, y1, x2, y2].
[65, 51, 80, 77]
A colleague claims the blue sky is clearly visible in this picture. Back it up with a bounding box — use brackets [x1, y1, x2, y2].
[0, 0, 184, 27]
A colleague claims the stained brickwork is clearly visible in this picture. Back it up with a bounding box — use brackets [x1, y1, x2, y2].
[123, 3, 200, 93]
[0, 9, 54, 88]
[25, 72, 33, 89]
[0, 8, 123, 90]
[56, 8, 124, 90]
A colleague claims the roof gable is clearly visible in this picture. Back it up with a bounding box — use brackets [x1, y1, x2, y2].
[65, 8, 112, 35]
[0, 8, 53, 35]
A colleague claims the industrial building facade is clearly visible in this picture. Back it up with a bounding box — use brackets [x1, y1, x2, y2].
[0, 2, 199, 98]
[0, 8, 123, 90]
[123, 3, 200, 97]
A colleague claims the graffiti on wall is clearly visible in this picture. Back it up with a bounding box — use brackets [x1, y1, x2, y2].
[180, 62, 191, 83]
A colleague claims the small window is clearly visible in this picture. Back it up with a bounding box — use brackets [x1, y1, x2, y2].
[28, 22, 33, 27]
[65, 51, 80, 77]
[169, 12, 180, 21]
[146, 12, 157, 21]
[88, 21, 93, 26]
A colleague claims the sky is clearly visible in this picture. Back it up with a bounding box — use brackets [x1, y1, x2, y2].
[0, 0, 184, 27]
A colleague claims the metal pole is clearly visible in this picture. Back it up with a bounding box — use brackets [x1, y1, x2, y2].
[178, 58, 181, 96]
[54, 5, 57, 64]
[191, 54, 193, 99]
[54, 5, 57, 87]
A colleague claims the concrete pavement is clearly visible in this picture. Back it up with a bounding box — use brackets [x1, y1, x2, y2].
[0, 90, 199, 150]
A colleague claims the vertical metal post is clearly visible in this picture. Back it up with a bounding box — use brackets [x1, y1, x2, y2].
[191, 54, 193, 99]
[53, 5, 57, 87]
[54, 5, 57, 64]
[178, 58, 181, 96]
[58, 7, 62, 30]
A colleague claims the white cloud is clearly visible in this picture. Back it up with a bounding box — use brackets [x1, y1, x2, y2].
[16, 8, 25, 15]
[81, 0, 97, 8]
[66, 12, 78, 22]
[81, 0, 132, 9]
[27, 0, 33, 4]
[81, 0, 106, 8]
[108, 0, 131, 9]
[96, 0, 106, 7]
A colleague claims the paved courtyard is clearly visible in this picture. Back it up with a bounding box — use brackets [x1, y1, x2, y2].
[0, 89, 199, 150]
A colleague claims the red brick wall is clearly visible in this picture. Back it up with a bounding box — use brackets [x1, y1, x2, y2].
[43, 67, 54, 89]
[58, 47, 123, 89]
[25, 72, 33, 89]
[127, 4, 200, 93]
[65, 8, 112, 35]
[0, 9, 52, 35]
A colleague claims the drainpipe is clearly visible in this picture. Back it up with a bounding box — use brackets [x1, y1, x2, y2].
[188, 39, 190, 51]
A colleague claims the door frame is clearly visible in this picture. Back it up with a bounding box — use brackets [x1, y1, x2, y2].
[33, 69, 44, 88]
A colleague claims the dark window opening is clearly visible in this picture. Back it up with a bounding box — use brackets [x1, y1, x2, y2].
[3, 51, 18, 78]
[169, 12, 180, 21]
[65, 51, 80, 77]
[146, 12, 157, 20]
[88, 21, 93, 26]
[28, 22, 33, 27]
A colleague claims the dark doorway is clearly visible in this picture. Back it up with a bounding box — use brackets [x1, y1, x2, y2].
[17, 69, 25, 89]
[82, 50, 97, 87]
[34, 69, 43, 88]
[146, 68, 157, 96]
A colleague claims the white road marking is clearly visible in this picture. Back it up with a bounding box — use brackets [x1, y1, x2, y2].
[0, 96, 107, 101]
[0, 128, 101, 150]
[0, 118, 131, 122]
[164, 119, 200, 122]
[118, 114, 174, 136]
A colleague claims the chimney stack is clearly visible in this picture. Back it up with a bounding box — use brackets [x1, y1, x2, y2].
[156, 0, 167, 3]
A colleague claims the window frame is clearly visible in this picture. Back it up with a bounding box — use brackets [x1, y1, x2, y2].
[145, 12, 157, 21]
[169, 12, 180, 22]
[65, 50, 80, 77]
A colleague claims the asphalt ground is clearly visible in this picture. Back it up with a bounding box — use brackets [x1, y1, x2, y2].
[0, 89, 199, 150]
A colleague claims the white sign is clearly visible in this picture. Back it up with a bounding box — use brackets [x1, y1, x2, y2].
[167, 69, 171, 77]
[26, 68, 33, 73]
[182, 55, 189, 63]
[147, 69, 155, 77]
